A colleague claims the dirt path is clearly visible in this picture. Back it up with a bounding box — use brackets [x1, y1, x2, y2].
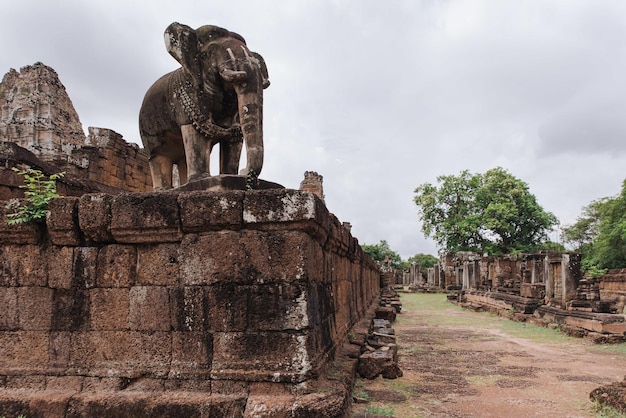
[351, 293, 626, 417]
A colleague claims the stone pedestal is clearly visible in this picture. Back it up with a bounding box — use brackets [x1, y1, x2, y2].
[0, 188, 381, 417]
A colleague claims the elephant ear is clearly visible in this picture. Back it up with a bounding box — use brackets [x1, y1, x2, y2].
[164, 22, 202, 85]
[251, 52, 270, 89]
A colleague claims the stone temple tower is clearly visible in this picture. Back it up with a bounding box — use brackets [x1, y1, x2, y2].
[0, 62, 86, 165]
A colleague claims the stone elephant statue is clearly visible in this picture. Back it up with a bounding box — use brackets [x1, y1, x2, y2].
[139, 23, 269, 190]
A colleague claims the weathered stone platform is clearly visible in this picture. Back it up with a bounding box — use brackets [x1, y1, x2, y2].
[0, 188, 381, 417]
[461, 290, 543, 315]
[536, 306, 626, 336]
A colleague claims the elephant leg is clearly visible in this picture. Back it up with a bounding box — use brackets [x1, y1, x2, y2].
[206, 141, 218, 176]
[220, 141, 243, 174]
[176, 160, 188, 186]
[181, 124, 208, 181]
[149, 155, 174, 190]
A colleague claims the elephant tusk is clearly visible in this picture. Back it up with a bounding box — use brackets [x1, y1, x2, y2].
[226, 48, 236, 61]
[241, 45, 250, 58]
[220, 68, 247, 83]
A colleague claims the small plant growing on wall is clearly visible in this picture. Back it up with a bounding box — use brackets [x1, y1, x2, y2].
[5, 167, 64, 225]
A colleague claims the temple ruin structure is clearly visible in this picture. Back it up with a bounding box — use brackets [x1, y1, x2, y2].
[0, 63, 152, 195]
[427, 251, 626, 342]
[0, 62, 386, 416]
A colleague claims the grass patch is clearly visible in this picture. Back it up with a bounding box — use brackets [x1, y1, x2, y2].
[467, 374, 502, 387]
[591, 343, 626, 356]
[398, 293, 603, 345]
[590, 401, 626, 418]
[354, 390, 372, 401]
[363, 405, 395, 416]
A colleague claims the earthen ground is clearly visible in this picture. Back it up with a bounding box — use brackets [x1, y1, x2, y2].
[351, 293, 626, 417]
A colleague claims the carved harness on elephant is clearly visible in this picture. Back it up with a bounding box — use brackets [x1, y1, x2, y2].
[170, 70, 242, 144]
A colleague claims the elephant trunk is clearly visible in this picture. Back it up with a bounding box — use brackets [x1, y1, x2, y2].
[236, 89, 264, 176]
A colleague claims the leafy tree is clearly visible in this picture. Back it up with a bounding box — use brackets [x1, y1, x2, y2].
[414, 167, 558, 254]
[561, 199, 606, 252]
[361, 240, 407, 270]
[592, 180, 626, 270]
[562, 183, 626, 273]
[407, 253, 438, 268]
[414, 170, 484, 252]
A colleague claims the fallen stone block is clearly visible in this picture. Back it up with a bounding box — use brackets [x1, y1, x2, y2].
[590, 377, 626, 414]
[371, 332, 396, 344]
[375, 307, 396, 322]
[390, 301, 402, 313]
[357, 349, 400, 380]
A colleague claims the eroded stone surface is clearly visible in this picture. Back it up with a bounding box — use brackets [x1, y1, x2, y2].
[0, 189, 381, 417]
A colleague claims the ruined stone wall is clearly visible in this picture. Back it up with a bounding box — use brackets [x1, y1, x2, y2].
[70, 127, 151, 192]
[0, 189, 380, 395]
[583, 269, 626, 314]
[0, 63, 152, 193]
[440, 251, 581, 304]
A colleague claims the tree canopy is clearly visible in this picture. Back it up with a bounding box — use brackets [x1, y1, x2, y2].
[361, 240, 408, 270]
[414, 167, 558, 254]
[563, 180, 626, 272]
[407, 253, 438, 268]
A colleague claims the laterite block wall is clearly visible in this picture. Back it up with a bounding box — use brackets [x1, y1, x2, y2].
[0, 189, 379, 398]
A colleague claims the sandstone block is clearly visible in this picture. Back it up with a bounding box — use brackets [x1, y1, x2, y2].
[0, 331, 50, 369]
[169, 286, 208, 332]
[47, 246, 74, 289]
[163, 378, 212, 392]
[49, 331, 71, 368]
[89, 288, 129, 330]
[96, 244, 136, 287]
[375, 306, 396, 322]
[110, 192, 182, 243]
[78, 193, 113, 243]
[47, 196, 80, 245]
[73, 247, 98, 289]
[63, 392, 247, 418]
[243, 189, 329, 242]
[45, 375, 84, 391]
[0, 201, 43, 244]
[521, 283, 546, 299]
[51, 288, 90, 331]
[371, 332, 397, 344]
[15, 245, 47, 286]
[0, 287, 18, 330]
[212, 331, 315, 383]
[81, 376, 126, 392]
[69, 331, 171, 377]
[178, 190, 244, 232]
[5, 375, 47, 390]
[17, 287, 53, 330]
[129, 286, 170, 331]
[170, 331, 212, 379]
[0, 246, 18, 286]
[206, 283, 248, 332]
[136, 243, 179, 286]
[248, 283, 310, 331]
[357, 349, 401, 380]
[180, 230, 322, 285]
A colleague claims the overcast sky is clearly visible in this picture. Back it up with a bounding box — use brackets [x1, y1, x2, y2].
[3, 1, 626, 259]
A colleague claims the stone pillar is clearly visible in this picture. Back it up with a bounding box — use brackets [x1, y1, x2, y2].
[299, 171, 324, 202]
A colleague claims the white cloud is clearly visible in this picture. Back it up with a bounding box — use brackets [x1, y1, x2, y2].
[2, 0, 626, 258]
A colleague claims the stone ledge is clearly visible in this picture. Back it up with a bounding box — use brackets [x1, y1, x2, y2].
[536, 306, 626, 335]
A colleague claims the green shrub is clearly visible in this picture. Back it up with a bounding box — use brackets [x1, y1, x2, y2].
[363, 405, 395, 416]
[5, 167, 64, 225]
